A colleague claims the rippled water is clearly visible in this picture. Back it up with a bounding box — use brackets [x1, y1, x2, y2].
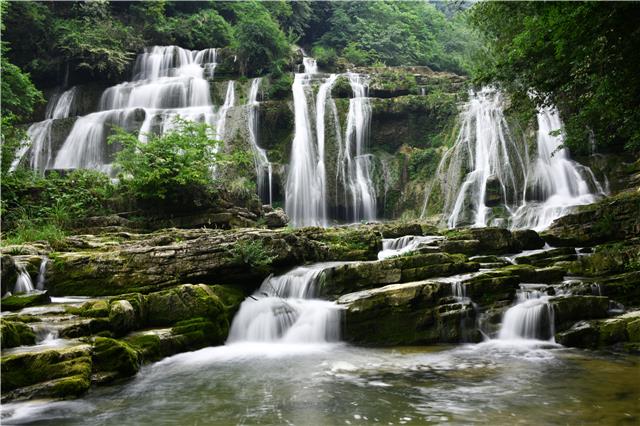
[2, 342, 639, 425]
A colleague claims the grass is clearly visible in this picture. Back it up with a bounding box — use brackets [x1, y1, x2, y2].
[2, 222, 67, 246]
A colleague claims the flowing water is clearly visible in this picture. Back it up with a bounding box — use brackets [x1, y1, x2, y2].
[422, 87, 604, 230]
[285, 57, 377, 227]
[2, 343, 637, 425]
[246, 77, 273, 204]
[377, 235, 443, 260]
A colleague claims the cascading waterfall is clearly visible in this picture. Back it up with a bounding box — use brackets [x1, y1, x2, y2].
[227, 263, 342, 343]
[338, 73, 377, 223]
[13, 264, 35, 295]
[246, 78, 273, 204]
[285, 58, 329, 227]
[36, 256, 49, 291]
[10, 87, 78, 173]
[422, 87, 604, 230]
[498, 284, 555, 341]
[377, 235, 443, 260]
[286, 58, 377, 227]
[52, 46, 221, 173]
[510, 106, 606, 230]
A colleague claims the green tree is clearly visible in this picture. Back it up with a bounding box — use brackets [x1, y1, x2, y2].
[109, 118, 227, 205]
[470, 2, 640, 153]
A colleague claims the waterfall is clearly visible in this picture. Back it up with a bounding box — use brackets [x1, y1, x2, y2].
[10, 87, 78, 173]
[285, 58, 328, 227]
[377, 235, 443, 260]
[285, 58, 377, 227]
[510, 106, 605, 230]
[246, 78, 272, 204]
[338, 73, 377, 223]
[51, 46, 221, 173]
[36, 257, 48, 291]
[13, 264, 35, 295]
[423, 87, 603, 230]
[227, 263, 342, 343]
[498, 284, 555, 341]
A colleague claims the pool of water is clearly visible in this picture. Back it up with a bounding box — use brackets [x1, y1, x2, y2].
[2, 341, 639, 425]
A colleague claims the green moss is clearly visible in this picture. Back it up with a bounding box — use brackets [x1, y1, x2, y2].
[125, 333, 162, 362]
[67, 300, 110, 318]
[171, 317, 226, 348]
[92, 337, 140, 378]
[1, 292, 51, 312]
[49, 375, 91, 398]
[209, 285, 246, 316]
[0, 320, 36, 348]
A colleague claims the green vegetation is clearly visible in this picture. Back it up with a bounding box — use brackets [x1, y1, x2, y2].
[231, 240, 277, 273]
[470, 2, 640, 153]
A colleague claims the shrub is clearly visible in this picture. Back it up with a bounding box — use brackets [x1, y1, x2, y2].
[231, 240, 277, 273]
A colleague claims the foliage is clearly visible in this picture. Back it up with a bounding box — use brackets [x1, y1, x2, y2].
[108, 118, 249, 207]
[230, 2, 291, 76]
[231, 240, 277, 272]
[470, 2, 640, 153]
[1, 170, 115, 245]
[53, 3, 144, 80]
[313, 1, 480, 74]
[157, 9, 233, 50]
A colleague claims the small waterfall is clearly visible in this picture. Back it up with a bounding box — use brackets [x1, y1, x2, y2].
[227, 264, 342, 343]
[498, 284, 555, 341]
[423, 87, 604, 231]
[52, 46, 220, 173]
[13, 264, 35, 294]
[510, 106, 605, 230]
[36, 257, 48, 291]
[338, 73, 376, 223]
[10, 87, 78, 173]
[246, 78, 272, 204]
[285, 58, 377, 227]
[377, 235, 443, 260]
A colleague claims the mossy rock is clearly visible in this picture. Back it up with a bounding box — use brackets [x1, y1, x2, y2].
[551, 296, 610, 331]
[1, 292, 51, 312]
[68, 299, 110, 318]
[209, 285, 246, 317]
[108, 300, 138, 336]
[1, 345, 92, 397]
[171, 317, 227, 349]
[145, 284, 228, 329]
[0, 320, 36, 348]
[92, 337, 140, 381]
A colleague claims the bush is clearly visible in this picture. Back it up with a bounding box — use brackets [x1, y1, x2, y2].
[231, 240, 277, 273]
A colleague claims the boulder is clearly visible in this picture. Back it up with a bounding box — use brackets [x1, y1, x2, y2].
[321, 253, 478, 297]
[556, 311, 640, 350]
[512, 229, 546, 250]
[264, 208, 289, 228]
[92, 337, 140, 384]
[1, 345, 92, 401]
[0, 320, 36, 348]
[513, 247, 577, 267]
[1, 292, 51, 312]
[108, 300, 137, 336]
[551, 296, 610, 331]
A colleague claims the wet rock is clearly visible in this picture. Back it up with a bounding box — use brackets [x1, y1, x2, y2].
[513, 247, 577, 267]
[593, 271, 640, 306]
[542, 191, 640, 246]
[92, 337, 140, 384]
[512, 229, 546, 250]
[551, 296, 610, 331]
[264, 208, 289, 228]
[321, 253, 478, 297]
[0, 320, 36, 348]
[439, 239, 481, 255]
[1, 345, 92, 401]
[1, 292, 51, 312]
[556, 311, 640, 350]
[109, 300, 137, 336]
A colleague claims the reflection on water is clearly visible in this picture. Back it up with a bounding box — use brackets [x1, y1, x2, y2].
[2, 342, 639, 425]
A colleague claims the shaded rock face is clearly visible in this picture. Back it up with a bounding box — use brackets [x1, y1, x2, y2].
[45, 227, 382, 297]
[542, 191, 640, 246]
[556, 311, 640, 350]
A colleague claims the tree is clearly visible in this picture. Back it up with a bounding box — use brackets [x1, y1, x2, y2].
[470, 2, 640, 153]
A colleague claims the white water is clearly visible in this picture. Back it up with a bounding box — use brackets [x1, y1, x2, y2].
[377, 235, 443, 260]
[36, 256, 48, 291]
[285, 57, 377, 227]
[10, 87, 78, 173]
[13, 264, 35, 294]
[423, 87, 604, 230]
[227, 263, 343, 343]
[246, 78, 273, 204]
[338, 73, 377, 223]
[52, 46, 223, 173]
[510, 106, 605, 230]
[498, 284, 555, 341]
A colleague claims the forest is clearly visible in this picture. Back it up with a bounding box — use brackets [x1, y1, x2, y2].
[1, 1, 639, 424]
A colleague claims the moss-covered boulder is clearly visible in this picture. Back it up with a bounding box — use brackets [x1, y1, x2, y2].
[443, 228, 522, 254]
[1, 292, 51, 312]
[556, 311, 640, 350]
[1, 345, 92, 401]
[108, 300, 137, 336]
[513, 247, 577, 267]
[512, 229, 546, 250]
[338, 280, 476, 345]
[321, 253, 478, 297]
[542, 191, 640, 246]
[92, 337, 140, 384]
[0, 320, 36, 348]
[551, 296, 610, 331]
